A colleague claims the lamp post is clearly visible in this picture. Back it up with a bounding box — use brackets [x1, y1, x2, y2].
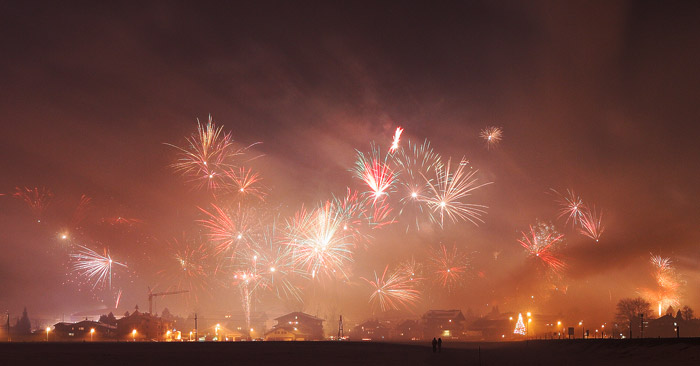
[527, 318, 532, 339]
[557, 321, 562, 339]
[45, 327, 50, 342]
[90, 328, 95, 342]
[215, 324, 220, 341]
[579, 321, 583, 339]
[132, 329, 137, 342]
[601, 324, 605, 339]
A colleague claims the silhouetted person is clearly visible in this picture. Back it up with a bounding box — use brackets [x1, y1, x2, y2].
[437, 337, 442, 352]
[432, 337, 437, 352]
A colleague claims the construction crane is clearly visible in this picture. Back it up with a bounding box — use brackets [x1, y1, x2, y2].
[148, 287, 189, 315]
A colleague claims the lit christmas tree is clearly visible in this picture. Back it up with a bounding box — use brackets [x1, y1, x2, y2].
[514, 313, 526, 335]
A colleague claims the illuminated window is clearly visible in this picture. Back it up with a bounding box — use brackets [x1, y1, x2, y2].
[442, 330, 451, 337]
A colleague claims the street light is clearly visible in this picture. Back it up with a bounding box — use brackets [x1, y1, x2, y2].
[215, 324, 221, 341]
[132, 329, 137, 342]
[557, 321, 562, 339]
[90, 328, 95, 342]
[601, 324, 605, 339]
[527, 318, 532, 339]
[579, 321, 583, 339]
[45, 327, 51, 342]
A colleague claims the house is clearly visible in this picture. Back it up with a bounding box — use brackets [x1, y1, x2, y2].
[53, 320, 116, 340]
[116, 310, 172, 340]
[264, 312, 324, 341]
[645, 313, 700, 338]
[395, 319, 422, 341]
[422, 310, 465, 340]
[350, 319, 392, 341]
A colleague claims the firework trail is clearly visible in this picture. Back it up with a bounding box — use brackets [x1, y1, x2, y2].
[392, 140, 443, 230]
[427, 244, 471, 290]
[286, 202, 354, 280]
[424, 158, 492, 227]
[479, 126, 502, 149]
[353, 144, 397, 202]
[199, 203, 260, 257]
[551, 189, 585, 226]
[115, 289, 123, 309]
[102, 216, 144, 226]
[579, 206, 604, 242]
[70, 194, 93, 228]
[518, 222, 566, 273]
[389, 127, 404, 153]
[13, 186, 53, 222]
[70, 244, 127, 290]
[362, 265, 421, 312]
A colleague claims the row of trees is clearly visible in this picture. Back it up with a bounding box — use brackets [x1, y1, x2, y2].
[615, 297, 694, 324]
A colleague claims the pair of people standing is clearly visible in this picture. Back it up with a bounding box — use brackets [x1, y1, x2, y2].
[431, 337, 442, 352]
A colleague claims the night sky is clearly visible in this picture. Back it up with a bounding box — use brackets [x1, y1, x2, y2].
[1, 1, 699, 328]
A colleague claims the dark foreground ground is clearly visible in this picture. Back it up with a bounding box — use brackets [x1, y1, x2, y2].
[2, 339, 700, 366]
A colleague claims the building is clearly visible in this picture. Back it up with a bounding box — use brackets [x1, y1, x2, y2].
[116, 310, 172, 341]
[53, 320, 116, 340]
[350, 320, 392, 341]
[394, 319, 422, 341]
[422, 310, 465, 340]
[645, 313, 700, 338]
[264, 312, 324, 341]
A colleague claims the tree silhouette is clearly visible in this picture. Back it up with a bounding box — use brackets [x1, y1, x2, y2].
[14, 307, 31, 335]
[615, 297, 652, 338]
[99, 312, 118, 326]
[681, 306, 695, 321]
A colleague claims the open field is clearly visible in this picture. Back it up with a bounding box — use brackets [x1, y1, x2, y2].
[2, 339, 700, 366]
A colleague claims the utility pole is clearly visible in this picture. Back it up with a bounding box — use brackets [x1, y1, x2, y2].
[6, 312, 10, 342]
[629, 319, 632, 339]
[194, 313, 198, 341]
[337, 315, 343, 339]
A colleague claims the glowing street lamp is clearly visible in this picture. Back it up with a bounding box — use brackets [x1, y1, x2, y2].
[579, 321, 584, 339]
[45, 327, 51, 342]
[601, 324, 605, 339]
[132, 329, 137, 342]
[557, 321, 562, 339]
[215, 324, 221, 341]
[90, 328, 95, 342]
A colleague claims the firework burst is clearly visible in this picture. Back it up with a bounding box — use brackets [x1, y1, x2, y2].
[551, 189, 585, 225]
[157, 237, 212, 303]
[479, 126, 502, 149]
[13, 186, 53, 223]
[166, 116, 259, 191]
[224, 167, 266, 200]
[427, 244, 471, 290]
[424, 158, 491, 227]
[362, 265, 421, 312]
[353, 144, 397, 202]
[286, 203, 354, 280]
[392, 139, 443, 230]
[199, 203, 261, 257]
[70, 244, 127, 290]
[579, 206, 604, 242]
[644, 254, 682, 316]
[518, 222, 566, 273]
